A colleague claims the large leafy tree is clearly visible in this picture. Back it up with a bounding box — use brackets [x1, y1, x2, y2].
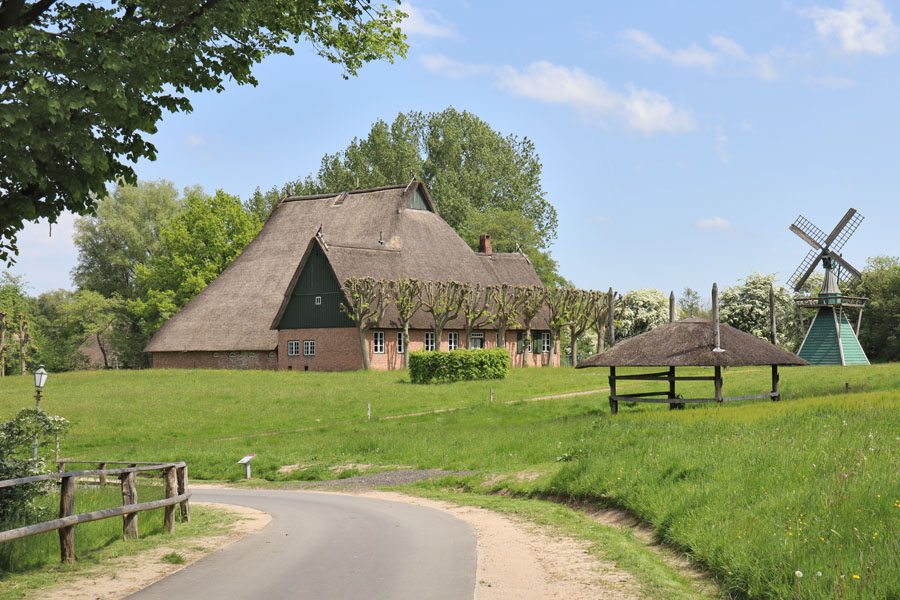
[719, 273, 801, 350]
[616, 288, 669, 341]
[264, 108, 562, 285]
[0, 0, 407, 263]
[847, 255, 900, 362]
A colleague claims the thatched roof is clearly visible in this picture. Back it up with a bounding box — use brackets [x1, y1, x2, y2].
[146, 183, 543, 352]
[577, 317, 809, 368]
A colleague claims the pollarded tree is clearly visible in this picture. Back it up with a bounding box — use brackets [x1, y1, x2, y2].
[386, 277, 422, 368]
[516, 286, 547, 366]
[340, 277, 388, 370]
[16, 314, 36, 375]
[589, 289, 616, 354]
[490, 283, 524, 352]
[565, 290, 594, 366]
[546, 287, 572, 361]
[460, 284, 496, 348]
[1, 1, 407, 264]
[0, 311, 8, 377]
[420, 281, 465, 351]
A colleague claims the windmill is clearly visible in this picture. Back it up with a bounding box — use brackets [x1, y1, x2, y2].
[788, 208, 869, 365]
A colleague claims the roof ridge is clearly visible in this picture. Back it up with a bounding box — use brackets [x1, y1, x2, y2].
[282, 184, 408, 203]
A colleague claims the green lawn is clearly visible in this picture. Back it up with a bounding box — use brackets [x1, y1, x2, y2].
[2, 363, 899, 599]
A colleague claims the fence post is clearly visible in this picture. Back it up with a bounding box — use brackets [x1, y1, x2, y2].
[59, 476, 75, 563]
[164, 467, 177, 533]
[98, 462, 107, 486]
[177, 465, 190, 523]
[120, 470, 138, 540]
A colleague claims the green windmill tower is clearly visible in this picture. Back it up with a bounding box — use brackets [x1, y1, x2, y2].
[788, 209, 869, 366]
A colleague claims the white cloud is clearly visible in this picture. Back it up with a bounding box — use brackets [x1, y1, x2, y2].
[420, 54, 492, 78]
[695, 216, 732, 230]
[623, 30, 778, 80]
[400, 2, 457, 38]
[496, 61, 696, 135]
[5, 212, 79, 293]
[805, 74, 858, 88]
[184, 134, 207, 148]
[801, 0, 898, 55]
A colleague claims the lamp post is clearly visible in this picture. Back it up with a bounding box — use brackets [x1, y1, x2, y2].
[32, 365, 48, 459]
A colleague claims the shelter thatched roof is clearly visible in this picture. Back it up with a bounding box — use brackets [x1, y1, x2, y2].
[145, 183, 543, 353]
[577, 317, 809, 368]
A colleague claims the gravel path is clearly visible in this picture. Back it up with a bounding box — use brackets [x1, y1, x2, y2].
[282, 469, 474, 489]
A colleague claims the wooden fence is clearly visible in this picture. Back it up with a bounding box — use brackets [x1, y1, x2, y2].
[0, 461, 191, 563]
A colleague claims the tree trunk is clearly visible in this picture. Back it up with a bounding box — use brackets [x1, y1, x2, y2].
[497, 326, 507, 353]
[357, 326, 370, 370]
[433, 324, 443, 352]
[97, 332, 109, 368]
[569, 325, 579, 367]
[464, 325, 472, 349]
[402, 323, 410, 368]
[523, 327, 532, 367]
[0, 315, 6, 377]
[595, 324, 606, 354]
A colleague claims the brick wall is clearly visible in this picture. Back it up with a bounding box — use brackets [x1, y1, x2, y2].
[151, 350, 278, 370]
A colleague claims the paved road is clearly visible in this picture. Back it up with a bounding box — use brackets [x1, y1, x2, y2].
[126, 488, 476, 600]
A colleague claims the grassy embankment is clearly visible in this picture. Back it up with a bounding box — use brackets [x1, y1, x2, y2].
[1, 363, 899, 598]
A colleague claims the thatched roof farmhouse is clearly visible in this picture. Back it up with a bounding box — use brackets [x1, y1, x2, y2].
[145, 182, 556, 371]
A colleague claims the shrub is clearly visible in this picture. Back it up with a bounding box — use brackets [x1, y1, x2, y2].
[409, 348, 510, 384]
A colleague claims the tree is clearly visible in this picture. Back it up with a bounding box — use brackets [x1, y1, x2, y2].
[677, 287, 709, 319]
[72, 180, 185, 299]
[420, 280, 465, 352]
[490, 284, 523, 352]
[386, 277, 422, 368]
[847, 256, 900, 362]
[546, 287, 572, 361]
[719, 274, 801, 349]
[565, 289, 594, 366]
[31, 289, 119, 370]
[460, 284, 495, 349]
[1, 1, 407, 263]
[516, 286, 546, 366]
[0, 272, 33, 375]
[589, 289, 615, 354]
[340, 277, 387, 370]
[616, 289, 669, 341]
[0, 310, 7, 377]
[278, 108, 563, 285]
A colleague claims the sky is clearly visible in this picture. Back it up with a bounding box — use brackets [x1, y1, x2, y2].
[8, 0, 900, 299]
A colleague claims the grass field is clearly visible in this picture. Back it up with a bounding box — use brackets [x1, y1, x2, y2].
[1, 363, 899, 598]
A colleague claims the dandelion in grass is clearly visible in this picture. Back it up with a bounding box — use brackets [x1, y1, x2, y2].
[852, 574, 860, 579]
[795, 571, 802, 578]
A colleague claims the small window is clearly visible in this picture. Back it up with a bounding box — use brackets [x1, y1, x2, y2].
[448, 331, 458, 351]
[424, 331, 435, 351]
[541, 332, 551, 354]
[213, 352, 219, 358]
[373, 331, 385, 354]
[287, 340, 300, 356]
[303, 340, 315, 356]
[268, 351, 276, 359]
[248, 352, 256, 359]
[469, 332, 484, 349]
[228, 352, 237, 358]
[397, 332, 405, 354]
[315, 296, 322, 306]
[333, 191, 348, 206]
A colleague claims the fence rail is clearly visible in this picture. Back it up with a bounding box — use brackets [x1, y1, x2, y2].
[0, 461, 190, 563]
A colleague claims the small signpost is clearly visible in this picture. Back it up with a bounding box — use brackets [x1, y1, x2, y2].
[237, 454, 256, 479]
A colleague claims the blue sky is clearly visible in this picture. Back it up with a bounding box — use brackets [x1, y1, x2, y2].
[10, 0, 900, 299]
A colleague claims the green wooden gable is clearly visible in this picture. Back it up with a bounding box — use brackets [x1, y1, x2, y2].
[276, 246, 354, 330]
[406, 188, 432, 211]
[798, 307, 869, 366]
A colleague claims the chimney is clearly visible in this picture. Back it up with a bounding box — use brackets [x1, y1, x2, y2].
[479, 234, 492, 255]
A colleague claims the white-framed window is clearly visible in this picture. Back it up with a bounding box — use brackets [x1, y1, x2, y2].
[448, 331, 459, 351]
[268, 351, 276, 358]
[373, 331, 385, 354]
[469, 332, 484, 349]
[541, 332, 551, 353]
[229, 352, 237, 358]
[248, 352, 256, 359]
[424, 331, 435, 351]
[287, 340, 300, 356]
[213, 352, 219, 358]
[315, 296, 322, 305]
[397, 332, 405, 354]
[303, 340, 315, 356]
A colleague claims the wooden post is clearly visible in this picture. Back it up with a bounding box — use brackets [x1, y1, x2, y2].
[856, 309, 863, 336]
[59, 476, 75, 563]
[120, 471, 138, 540]
[668, 366, 681, 410]
[98, 462, 107, 486]
[771, 365, 780, 402]
[769, 284, 777, 345]
[177, 465, 191, 523]
[714, 366, 723, 403]
[669, 291, 675, 323]
[57, 461, 66, 472]
[164, 467, 177, 534]
[489, 387, 493, 404]
[367, 403, 371, 421]
[609, 366, 618, 415]
[607, 288, 615, 348]
[712, 283, 720, 350]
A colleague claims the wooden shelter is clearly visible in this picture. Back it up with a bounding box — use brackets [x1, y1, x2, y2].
[577, 316, 808, 415]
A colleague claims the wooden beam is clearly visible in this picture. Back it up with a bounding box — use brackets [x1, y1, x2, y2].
[608, 288, 615, 348]
[771, 365, 780, 402]
[609, 366, 617, 415]
[164, 467, 177, 534]
[769, 284, 777, 345]
[712, 283, 720, 349]
[714, 366, 723, 403]
[120, 471, 138, 540]
[0, 462, 187, 489]
[177, 465, 190, 523]
[669, 291, 675, 323]
[59, 476, 75, 563]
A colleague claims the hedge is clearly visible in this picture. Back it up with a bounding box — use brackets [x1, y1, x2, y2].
[408, 348, 510, 384]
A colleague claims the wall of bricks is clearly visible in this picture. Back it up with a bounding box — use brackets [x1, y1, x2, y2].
[276, 327, 559, 371]
[151, 350, 278, 370]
